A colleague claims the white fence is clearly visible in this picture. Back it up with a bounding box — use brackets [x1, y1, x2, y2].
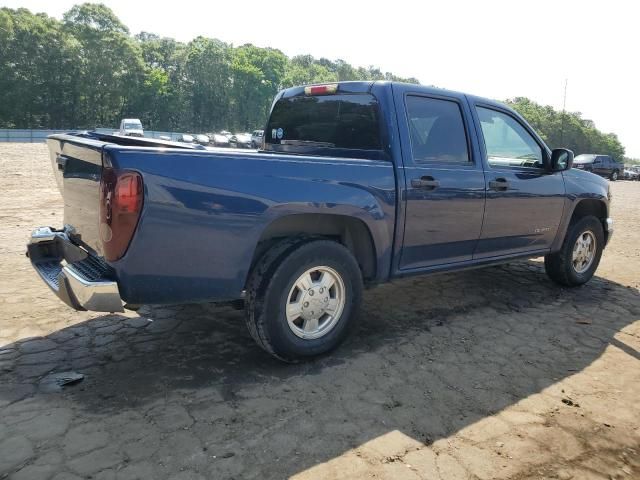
[0, 128, 185, 143]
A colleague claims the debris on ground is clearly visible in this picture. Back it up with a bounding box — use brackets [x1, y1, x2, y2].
[38, 371, 85, 392]
[562, 398, 580, 408]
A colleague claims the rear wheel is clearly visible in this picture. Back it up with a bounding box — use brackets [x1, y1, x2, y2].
[544, 216, 604, 287]
[245, 239, 363, 362]
[611, 170, 619, 181]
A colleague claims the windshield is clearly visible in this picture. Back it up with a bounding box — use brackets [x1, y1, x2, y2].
[124, 122, 142, 130]
[573, 154, 596, 164]
[265, 93, 383, 158]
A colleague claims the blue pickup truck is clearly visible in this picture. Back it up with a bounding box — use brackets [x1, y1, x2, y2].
[28, 81, 613, 361]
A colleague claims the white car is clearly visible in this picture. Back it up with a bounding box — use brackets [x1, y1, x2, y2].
[176, 134, 194, 143]
[251, 130, 264, 148]
[194, 134, 210, 146]
[209, 133, 230, 147]
[231, 132, 252, 149]
[623, 167, 640, 181]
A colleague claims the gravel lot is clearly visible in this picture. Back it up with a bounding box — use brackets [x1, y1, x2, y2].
[0, 143, 639, 480]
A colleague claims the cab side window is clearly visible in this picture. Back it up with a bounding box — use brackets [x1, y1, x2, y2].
[476, 107, 544, 169]
[405, 96, 470, 164]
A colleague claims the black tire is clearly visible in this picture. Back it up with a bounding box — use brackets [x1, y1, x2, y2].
[610, 170, 619, 181]
[544, 215, 604, 287]
[245, 239, 363, 362]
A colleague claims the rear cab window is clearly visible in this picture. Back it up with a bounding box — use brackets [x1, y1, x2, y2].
[574, 154, 596, 164]
[264, 93, 386, 160]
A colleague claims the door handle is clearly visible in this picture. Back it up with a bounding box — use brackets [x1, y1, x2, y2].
[56, 154, 68, 171]
[411, 176, 439, 189]
[488, 178, 509, 190]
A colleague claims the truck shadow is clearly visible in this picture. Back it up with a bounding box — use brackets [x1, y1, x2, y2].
[1, 260, 639, 478]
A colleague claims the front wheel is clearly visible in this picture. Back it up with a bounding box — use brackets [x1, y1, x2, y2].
[611, 170, 619, 181]
[245, 239, 363, 362]
[544, 216, 604, 287]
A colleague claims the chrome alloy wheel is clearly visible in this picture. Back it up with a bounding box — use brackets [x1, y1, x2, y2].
[285, 266, 346, 340]
[572, 230, 596, 274]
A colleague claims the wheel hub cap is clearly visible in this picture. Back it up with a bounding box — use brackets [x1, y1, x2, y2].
[285, 266, 346, 340]
[572, 230, 596, 274]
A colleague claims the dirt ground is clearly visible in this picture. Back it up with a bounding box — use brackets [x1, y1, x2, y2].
[0, 143, 638, 480]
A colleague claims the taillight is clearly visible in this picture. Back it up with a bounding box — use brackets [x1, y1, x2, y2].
[304, 84, 338, 96]
[99, 168, 143, 261]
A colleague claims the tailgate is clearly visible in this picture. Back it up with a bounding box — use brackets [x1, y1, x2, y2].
[47, 135, 105, 254]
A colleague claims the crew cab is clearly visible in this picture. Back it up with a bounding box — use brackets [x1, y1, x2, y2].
[28, 82, 613, 362]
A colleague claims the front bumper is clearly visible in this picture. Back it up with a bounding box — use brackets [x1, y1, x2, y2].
[605, 217, 614, 245]
[27, 226, 124, 312]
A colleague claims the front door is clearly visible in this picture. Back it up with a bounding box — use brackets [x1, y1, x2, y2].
[471, 104, 566, 258]
[593, 156, 606, 176]
[395, 88, 486, 270]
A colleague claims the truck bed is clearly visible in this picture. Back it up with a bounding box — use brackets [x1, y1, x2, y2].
[44, 132, 397, 305]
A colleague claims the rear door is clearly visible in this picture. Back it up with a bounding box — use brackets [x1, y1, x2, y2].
[602, 156, 614, 177]
[394, 86, 486, 270]
[593, 156, 606, 176]
[470, 103, 565, 258]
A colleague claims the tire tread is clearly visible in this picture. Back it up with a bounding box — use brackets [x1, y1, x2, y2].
[245, 236, 311, 359]
[545, 215, 604, 287]
[245, 237, 362, 362]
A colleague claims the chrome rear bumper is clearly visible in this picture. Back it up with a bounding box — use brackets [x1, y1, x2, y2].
[27, 226, 124, 312]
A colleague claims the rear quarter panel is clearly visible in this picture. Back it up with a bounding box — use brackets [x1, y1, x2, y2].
[105, 147, 396, 304]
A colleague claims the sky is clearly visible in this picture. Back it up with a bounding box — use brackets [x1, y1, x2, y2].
[3, 0, 639, 157]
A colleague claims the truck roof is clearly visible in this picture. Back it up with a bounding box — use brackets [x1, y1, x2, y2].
[278, 81, 508, 111]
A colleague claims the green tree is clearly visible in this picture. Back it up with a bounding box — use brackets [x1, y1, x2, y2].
[282, 56, 338, 88]
[184, 37, 232, 132]
[507, 97, 625, 160]
[0, 8, 80, 128]
[133, 32, 188, 130]
[230, 45, 287, 130]
[63, 3, 144, 128]
[2, 1, 624, 162]
[0, 4, 423, 132]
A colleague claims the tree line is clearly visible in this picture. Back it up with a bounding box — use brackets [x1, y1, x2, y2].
[0, 3, 417, 133]
[506, 98, 626, 161]
[0, 4, 626, 160]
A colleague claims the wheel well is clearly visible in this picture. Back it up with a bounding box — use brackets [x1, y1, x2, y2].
[570, 199, 606, 224]
[251, 214, 377, 281]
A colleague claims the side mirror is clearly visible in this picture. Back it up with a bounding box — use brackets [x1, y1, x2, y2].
[550, 148, 574, 171]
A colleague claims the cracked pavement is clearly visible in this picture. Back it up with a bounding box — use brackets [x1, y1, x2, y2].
[0, 144, 639, 479]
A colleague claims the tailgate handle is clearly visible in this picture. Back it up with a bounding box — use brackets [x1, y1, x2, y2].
[56, 154, 68, 171]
